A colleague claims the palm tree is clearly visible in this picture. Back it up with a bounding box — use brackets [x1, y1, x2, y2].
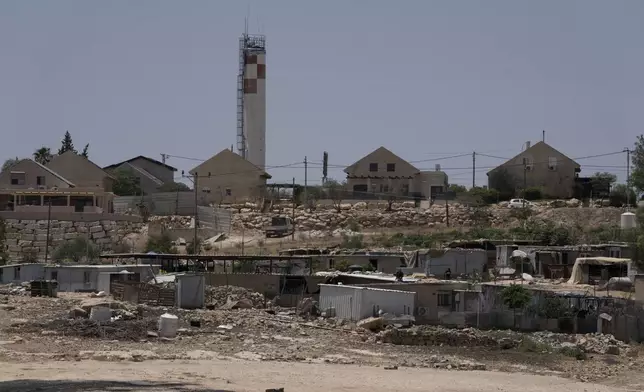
[33, 147, 52, 165]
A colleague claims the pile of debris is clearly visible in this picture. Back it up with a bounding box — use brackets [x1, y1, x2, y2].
[0, 283, 29, 296]
[375, 325, 632, 357]
[376, 326, 505, 348]
[206, 286, 266, 309]
[21, 318, 156, 341]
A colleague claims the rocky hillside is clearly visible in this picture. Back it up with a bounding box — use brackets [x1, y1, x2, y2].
[231, 200, 624, 232]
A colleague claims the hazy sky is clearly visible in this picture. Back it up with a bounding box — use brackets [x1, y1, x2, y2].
[1, 0, 642, 186]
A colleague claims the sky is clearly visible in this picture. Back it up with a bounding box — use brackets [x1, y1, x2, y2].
[0, 0, 643, 187]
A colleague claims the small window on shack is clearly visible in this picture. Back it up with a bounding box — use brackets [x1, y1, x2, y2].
[83, 271, 91, 284]
[14, 266, 20, 280]
[437, 292, 451, 307]
[51, 271, 58, 281]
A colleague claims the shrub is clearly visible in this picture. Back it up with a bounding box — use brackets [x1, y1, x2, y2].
[52, 237, 101, 263]
[347, 219, 361, 232]
[341, 233, 364, 249]
[468, 187, 500, 205]
[145, 233, 177, 254]
[111, 240, 132, 254]
[523, 187, 543, 201]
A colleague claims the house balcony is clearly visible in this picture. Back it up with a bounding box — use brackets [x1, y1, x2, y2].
[0, 189, 114, 213]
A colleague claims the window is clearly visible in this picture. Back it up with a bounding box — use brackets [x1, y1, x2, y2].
[14, 266, 21, 280]
[437, 292, 451, 307]
[225, 188, 232, 196]
[10, 172, 25, 185]
[381, 184, 389, 193]
[548, 157, 557, 171]
[83, 271, 91, 284]
[369, 163, 378, 172]
[387, 163, 396, 172]
[36, 176, 46, 186]
[51, 271, 58, 281]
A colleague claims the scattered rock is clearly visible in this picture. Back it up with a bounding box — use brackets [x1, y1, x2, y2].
[357, 317, 384, 332]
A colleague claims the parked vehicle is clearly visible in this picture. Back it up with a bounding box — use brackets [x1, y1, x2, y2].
[508, 198, 532, 208]
[264, 216, 295, 238]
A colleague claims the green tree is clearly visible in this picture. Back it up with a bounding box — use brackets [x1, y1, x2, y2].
[448, 184, 468, 194]
[58, 131, 76, 155]
[632, 135, 644, 193]
[52, 237, 101, 263]
[157, 181, 191, 192]
[501, 284, 532, 328]
[487, 168, 515, 200]
[324, 179, 346, 213]
[609, 183, 637, 207]
[590, 172, 617, 198]
[33, 147, 53, 165]
[1, 157, 19, 172]
[145, 233, 177, 254]
[80, 143, 89, 158]
[112, 169, 143, 196]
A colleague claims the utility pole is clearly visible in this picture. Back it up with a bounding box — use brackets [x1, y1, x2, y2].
[181, 170, 211, 255]
[161, 153, 167, 164]
[304, 156, 308, 206]
[291, 177, 296, 241]
[472, 152, 476, 188]
[193, 172, 199, 254]
[523, 160, 527, 209]
[625, 148, 631, 209]
[44, 199, 52, 263]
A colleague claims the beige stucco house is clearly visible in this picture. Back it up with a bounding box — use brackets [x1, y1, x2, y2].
[104, 155, 177, 195]
[344, 147, 448, 199]
[189, 149, 271, 204]
[486, 141, 580, 199]
[0, 155, 115, 213]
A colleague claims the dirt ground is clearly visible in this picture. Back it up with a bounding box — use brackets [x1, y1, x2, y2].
[1, 292, 643, 391]
[0, 359, 630, 392]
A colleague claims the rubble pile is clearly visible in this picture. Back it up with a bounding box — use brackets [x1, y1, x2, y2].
[19, 318, 157, 341]
[206, 286, 267, 309]
[148, 215, 192, 229]
[574, 333, 629, 355]
[230, 201, 621, 231]
[376, 326, 506, 347]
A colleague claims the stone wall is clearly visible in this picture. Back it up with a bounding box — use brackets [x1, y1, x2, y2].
[231, 201, 622, 232]
[2, 219, 144, 262]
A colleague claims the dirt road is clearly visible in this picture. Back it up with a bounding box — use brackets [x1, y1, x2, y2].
[0, 359, 629, 392]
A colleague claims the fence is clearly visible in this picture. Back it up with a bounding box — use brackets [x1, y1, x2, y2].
[113, 192, 232, 234]
[113, 192, 200, 216]
[198, 206, 232, 234]
[111, 281, 176, 307]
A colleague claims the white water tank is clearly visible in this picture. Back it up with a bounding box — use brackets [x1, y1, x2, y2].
[621, 212, 637, 229]
[158, 313, 179, 338]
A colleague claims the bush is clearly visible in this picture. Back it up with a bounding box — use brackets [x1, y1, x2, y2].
[111, 240, 132, 254]
[609, 184, 637, 207]
[334, 259, 350, 272]
[523, 187, 543, 201]
[52, 237, 100, 263]
[468, 187, 500, 205]
[341, 233, 364, 248]
[145, 233, 177, 254]
[346, 219, 361, 232]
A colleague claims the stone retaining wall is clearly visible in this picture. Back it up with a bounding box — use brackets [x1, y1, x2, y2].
[2, 219, 144, 262]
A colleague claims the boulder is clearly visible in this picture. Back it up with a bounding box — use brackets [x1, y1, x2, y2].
[357, 316, 384, 331]
[68, 307, 88, 319]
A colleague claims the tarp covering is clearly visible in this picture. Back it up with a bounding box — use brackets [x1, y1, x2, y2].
[567, 257, 630, 284]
